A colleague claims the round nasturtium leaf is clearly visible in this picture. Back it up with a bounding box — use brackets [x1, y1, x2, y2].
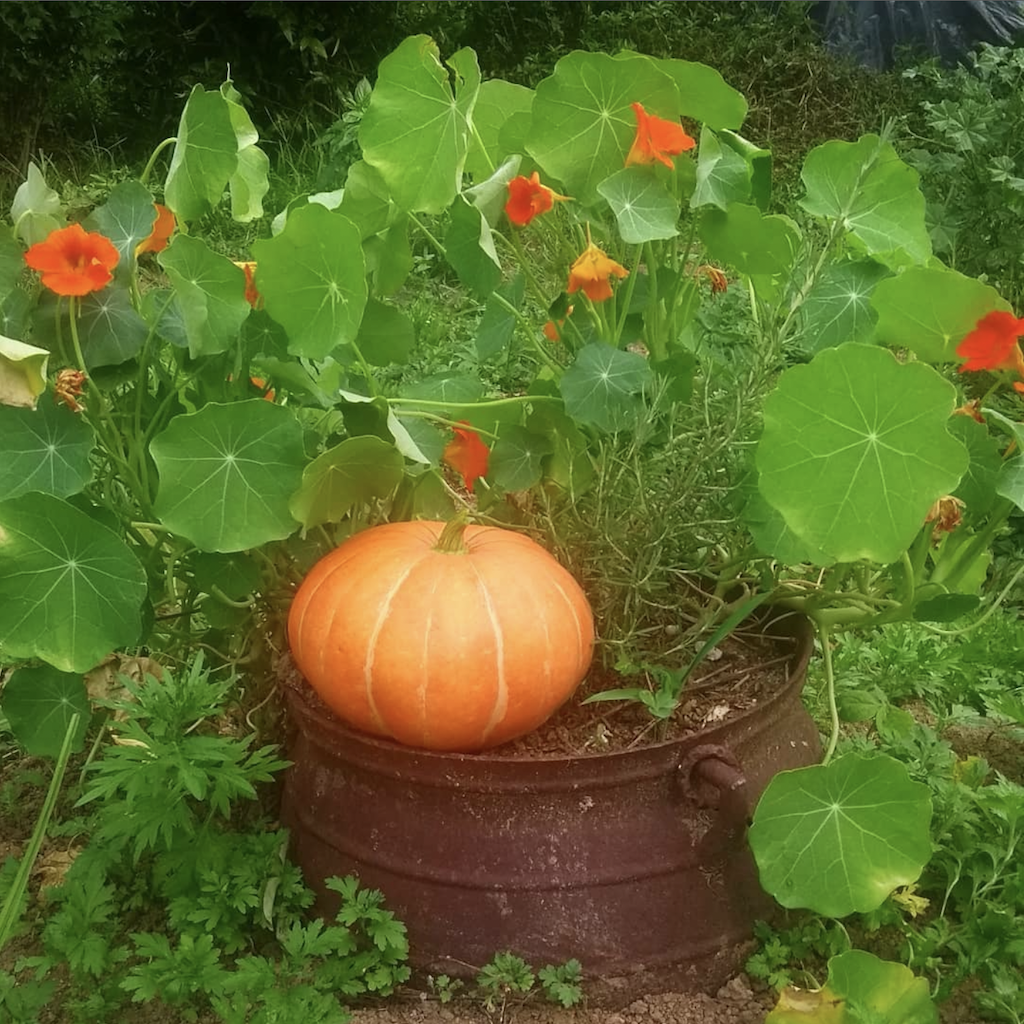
[800, 135, 931, 265]
[0, 397, 95, 498]
[87, 180, 158, 281]
[164, 85, 238, 222]
[597, 168, 680, 244]
[527, 51, 679, 205]
[699, 204, 800, 278]
[78, 285, 150, 368]
[801, 259, 889, 355]
[151, 400, 306, 552]
[750, 753, 933, 918]
[652, 57, 747, 130]
[560, 343, 653, 432]
[1, 665, 90, 757]
[487, 425, 553, 492]
[252, 203, 367, 360]
[871, 266, 1010, 364]
[756, 344, 968, 564]
[828, 951, 937, 1023]
[0, 492, 147, 673]
[691, 127, 751, 211]
[0, 334, 49, 409]
[465, 79, 534, 180]
[288, 435, 405, 531]
[359, 36, 480, 215]
[159, 235, 251, 358]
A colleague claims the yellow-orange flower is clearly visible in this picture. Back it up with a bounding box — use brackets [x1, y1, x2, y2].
[135, 204, 175, 256]
[24, 224, 119, 297]
[567, 243, 629, 302]
[697, 264, 728, 294]
[233, 261, 262, 309]
[625, 102, 695, 169]
[505, 172, 569, 227]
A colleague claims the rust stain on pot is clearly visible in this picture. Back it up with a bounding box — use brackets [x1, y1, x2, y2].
[279, 615, 820, 993]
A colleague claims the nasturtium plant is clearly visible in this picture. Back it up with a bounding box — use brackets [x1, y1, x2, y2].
[749, 753, 933, 918]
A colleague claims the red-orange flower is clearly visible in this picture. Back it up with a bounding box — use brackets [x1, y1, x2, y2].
[443, 421, 489, 493]
[54, 369, 87, 413]
[24, 224, 119, 297]
[956, 310, 1024, 373]
[135, 204, 175, 256]
[567, 243, 629, 302]
[505, 172, 569, 227]
[233, 261, 262, 309]
[250, 376, 275, 402]
[625, 102, 695, 169]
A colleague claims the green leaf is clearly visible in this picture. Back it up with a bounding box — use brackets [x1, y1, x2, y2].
[288, 436, 404, 531]
[158, 235, 251, 358]
[801, 260, 888, 354]
[913, 593, 980, 622]
[871, 266, 1009, 363]
[355, 299, 415, 366]
[150, 401, 305, 552]
[559, 343, 653, 432]
[652, 58, 746, 130]
[400, 372, 485, 406]
[477, 274, 525, 362]
[464, 155, 522, 227]
[0, 334, 49, 409]
[164, 86, 238, 222]
[719, 130, 771, 211]
[0, 493, 147, 672]
[765, 951, 936, 1024]
[800, 135, 931, 264]
[0, 289, 32, 343]
[10, 161, 62, 246]
[465, 80, 534, 181]
[527, 51, 679, 205]
[828, 951, 937, 1024]
[691, 127, 750, 211]
[86, 180, 158, 281]
[78, 286, 150, 368]
[444, 197, 501, 299]
[750, 753, 932, 917]
[191, 552, 261, 601]
[984, 409, 1024, 512]
[948, 414, 1002, 519]
[338, 161, 393, 240]
[651, 349, 695, 404]
[756, 345, 967, 564]
[699, 204, 800, 278]
[221, 81, 270, 222]
[487, 426, 553, 491]
[373, 215, 414, 296]
[1, 665, 89, 757]
[741, 472, 834, 566]
[252, 204, 367, 359]
[359, 36, 480, 214]
[0, 225, 24, 298]
[597, 168, 680, 243]
[0, 398, 94, 498]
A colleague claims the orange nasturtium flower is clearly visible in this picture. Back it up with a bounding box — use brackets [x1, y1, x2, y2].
[443, 421, 490, 493]
[625, 102, 695, 169]
[543, 304, 574, 342]
[24, 224, 119, 297]
[567, 243, 629, 303]
[505, 172, 570, 227]
[233, 261, 263, 309]
[956, 310, 1024, 392]
[135, 204, 175, 256]
[697, 264, 728, 294]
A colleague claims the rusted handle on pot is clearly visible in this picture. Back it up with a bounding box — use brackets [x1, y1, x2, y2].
[679, 744, 751, 836]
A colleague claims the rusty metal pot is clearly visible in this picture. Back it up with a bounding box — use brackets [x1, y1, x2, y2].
[279, 614, 819, 993]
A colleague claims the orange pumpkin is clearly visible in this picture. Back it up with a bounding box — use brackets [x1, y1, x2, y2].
[287, 519, 594, 752]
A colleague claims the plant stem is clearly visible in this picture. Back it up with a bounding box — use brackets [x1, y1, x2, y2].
[0, 714, 80, 952]
[140, 137, 177, 187]
[816, 621, 841, 764]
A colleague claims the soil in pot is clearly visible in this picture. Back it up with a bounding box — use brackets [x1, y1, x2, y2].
[278, 615, 821, 1004]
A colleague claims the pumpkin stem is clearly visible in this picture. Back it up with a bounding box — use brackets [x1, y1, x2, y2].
[435, 514, 472, 554]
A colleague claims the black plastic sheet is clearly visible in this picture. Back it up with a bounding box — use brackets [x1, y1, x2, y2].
[815, 0, 1024, 69]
